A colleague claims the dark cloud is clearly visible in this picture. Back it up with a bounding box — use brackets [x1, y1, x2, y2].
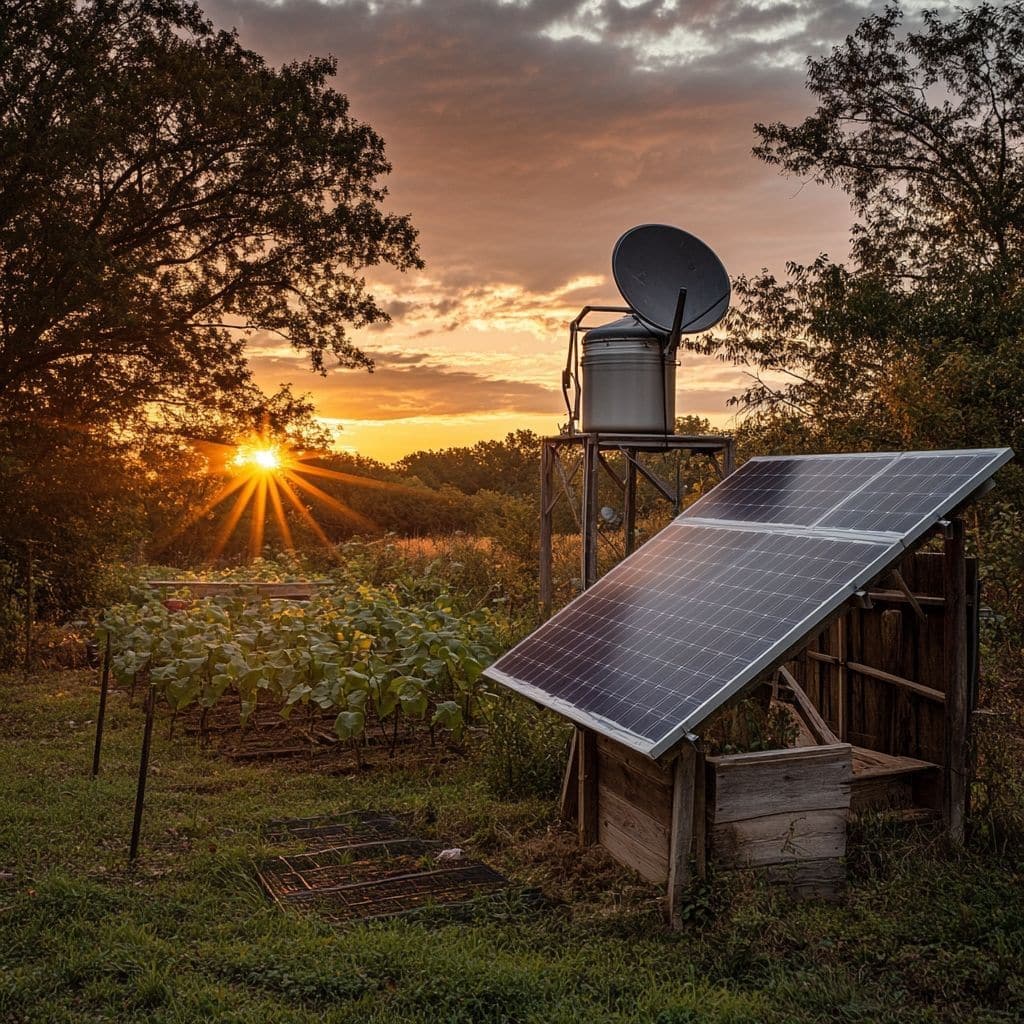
[249, 352, 561, 420]
[205, 0, 919, 294]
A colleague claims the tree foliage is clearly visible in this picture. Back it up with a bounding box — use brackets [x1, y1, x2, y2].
[700, 2, 1024, 462]
[0, 0, 421, 422]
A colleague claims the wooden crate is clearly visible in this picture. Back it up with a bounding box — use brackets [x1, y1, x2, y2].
[705, 743, 852, 899]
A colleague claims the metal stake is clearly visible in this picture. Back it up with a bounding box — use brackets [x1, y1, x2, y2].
[91, 629, 111, 778]
[129, 685, 157, 863]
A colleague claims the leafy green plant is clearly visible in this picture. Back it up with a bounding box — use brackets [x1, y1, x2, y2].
[99, 578, 502, 749]
[702, 695, 799, 757]
[477, 691, 571, 800]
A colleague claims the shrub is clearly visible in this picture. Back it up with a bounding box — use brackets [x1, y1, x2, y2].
[477, 691, 571, 801]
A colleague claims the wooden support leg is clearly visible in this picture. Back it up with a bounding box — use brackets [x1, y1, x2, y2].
[581, 436, 600, 589]
[577, 728, 599, 846]
[666, 743, 698, 928]
[559, 729, 579, 822]
[943, 517, 969, 845]
[624, 450, 638, 556]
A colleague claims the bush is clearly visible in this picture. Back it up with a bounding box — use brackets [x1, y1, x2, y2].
[0, 558, 23, 667]
[477, 691, 572, 801]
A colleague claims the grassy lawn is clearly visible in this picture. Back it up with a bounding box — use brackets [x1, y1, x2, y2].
[1, 669, 1022, 1024]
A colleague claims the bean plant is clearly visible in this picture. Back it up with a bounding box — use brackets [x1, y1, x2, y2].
[98, 583, 501, 747]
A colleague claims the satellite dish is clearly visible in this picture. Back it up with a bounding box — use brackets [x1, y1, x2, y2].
[612, 224, 730, 335]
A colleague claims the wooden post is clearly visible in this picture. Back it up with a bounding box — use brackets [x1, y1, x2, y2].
[624, 448, 638, 556]
[692, 747, 707, 880]
[666, 742, 698, 927]
[581, 435, 600, 588]
[539, 442, 555, 619]
[723, 438, 735, 477]
[943, 517, 969, 844]
[577, 728, 599, 846]
[559, 729, 579, 821]
[835, 614, 847, 741]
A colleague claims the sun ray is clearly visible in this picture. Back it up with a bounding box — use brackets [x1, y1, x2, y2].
[150, 472, 252, 554]
[275, 473, 341, 557]
[249, 477, 267, 560]
[208, 475, 260, 564]
[283, 470, 378, 533]
[265, 475, 295, 550]
[290, 462, 419, 494]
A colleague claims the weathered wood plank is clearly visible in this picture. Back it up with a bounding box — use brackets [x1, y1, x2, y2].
[596, 735, 672, 789]
[711, 807, 847, 868]
[707, 743, 851, 824]
[849, 775, 913, 812]
[597, 785, 670, 876]
[763, 857, 846, 901]
[599, 816, 669, 884]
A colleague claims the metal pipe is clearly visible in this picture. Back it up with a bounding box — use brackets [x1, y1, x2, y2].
[91, 629, 111, 778]
[129, 685, 157, 862]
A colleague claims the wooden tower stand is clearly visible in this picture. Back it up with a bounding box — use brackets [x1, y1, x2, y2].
[538, 431, 735, 617]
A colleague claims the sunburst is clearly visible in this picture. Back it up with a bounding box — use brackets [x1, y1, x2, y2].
[154, 426, 412, 563]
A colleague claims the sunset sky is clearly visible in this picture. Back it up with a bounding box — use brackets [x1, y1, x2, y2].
[207, 0, 951, 463]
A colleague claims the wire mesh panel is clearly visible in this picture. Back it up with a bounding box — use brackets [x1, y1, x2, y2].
[256, 812, 518, 923]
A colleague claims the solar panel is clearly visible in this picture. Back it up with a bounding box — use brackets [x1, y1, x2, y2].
[679, 453, 891, 527]
[486, 448, 1012, 759]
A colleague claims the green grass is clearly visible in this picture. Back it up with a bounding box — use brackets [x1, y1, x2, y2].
[1, 670, 1023, 1023]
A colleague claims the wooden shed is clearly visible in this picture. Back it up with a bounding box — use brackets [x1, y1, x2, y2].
[485, 449, 1011, 926]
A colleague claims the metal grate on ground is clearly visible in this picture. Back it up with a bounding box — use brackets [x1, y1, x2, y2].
[257, 811, 519, 923]
[263, 810, 409, 851]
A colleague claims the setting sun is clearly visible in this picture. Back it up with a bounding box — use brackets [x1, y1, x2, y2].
[233, 443, 284, 473]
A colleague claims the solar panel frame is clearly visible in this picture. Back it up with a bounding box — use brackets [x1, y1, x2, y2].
[486, 447, 1013, 761]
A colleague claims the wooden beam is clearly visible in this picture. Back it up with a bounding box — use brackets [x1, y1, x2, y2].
[666, 743, 698, 928]
[559, 729, 579, 821]
[846, 661, 946, 704]
[577, 728, 599, 846]
[778, 665, 839, 745]
[943, 517, 969, 845]
[890, 569, 927, 622]
[806, 651, 945, 705]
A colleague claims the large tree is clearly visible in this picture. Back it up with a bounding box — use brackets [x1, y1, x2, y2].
[0, 0, 422, 421]
[701, 2, 1024, 458]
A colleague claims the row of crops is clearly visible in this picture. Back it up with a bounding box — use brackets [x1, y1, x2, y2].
[98, 580, 505, 746]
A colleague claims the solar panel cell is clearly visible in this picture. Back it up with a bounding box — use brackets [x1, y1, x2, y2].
[816, 452, 1001, 535]
[679, 454, 889, 526]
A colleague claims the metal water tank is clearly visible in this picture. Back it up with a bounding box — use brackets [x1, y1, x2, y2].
[581, 315, 675, 433]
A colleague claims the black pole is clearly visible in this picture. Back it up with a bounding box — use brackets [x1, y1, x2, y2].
[129, 685, 157, 863]
[91, 630, 112, 778]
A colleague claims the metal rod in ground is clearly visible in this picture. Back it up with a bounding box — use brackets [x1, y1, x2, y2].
[91, 630, 112, 778]
[129, 685, 157, 862]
